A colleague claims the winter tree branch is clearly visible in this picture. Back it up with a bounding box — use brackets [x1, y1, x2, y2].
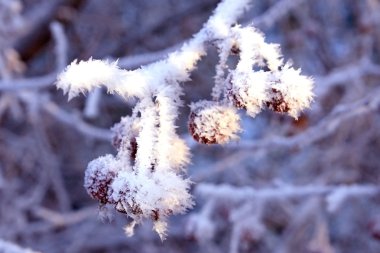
[55, 0, 314, 240]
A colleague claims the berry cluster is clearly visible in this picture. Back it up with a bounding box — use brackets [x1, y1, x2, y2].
[188, 26, 313, 145]
[57, 0, 313, 240]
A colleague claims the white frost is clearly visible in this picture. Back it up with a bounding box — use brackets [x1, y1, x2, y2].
[56, 0, 314, 240]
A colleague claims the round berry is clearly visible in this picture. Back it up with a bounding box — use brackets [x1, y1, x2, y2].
[266, 88, 290, 113]
[84, 155, 117, 204]
[188, 100, 240, 144]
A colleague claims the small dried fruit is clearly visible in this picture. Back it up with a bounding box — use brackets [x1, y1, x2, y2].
[227, 87, 247, 110]
[226, 71, 268, 117]
[84, 156, 116, 204]
[188, 100, 241, 144]
[266, 88, 290, 113]
[230, 44, 240, 55]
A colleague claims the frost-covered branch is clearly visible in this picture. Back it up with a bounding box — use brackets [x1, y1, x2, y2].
[117, 43, 182, 69]
[57, 0, 253, 100]
[55, 0, 314, 239]
[196, 183, 379, 206]
[191, 182, 379, 251]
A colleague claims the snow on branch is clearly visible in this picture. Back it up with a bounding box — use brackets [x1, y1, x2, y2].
[196, 183, 380, 206]
[56, 0, 314, 240]
[190, 183, 379, 250]
[0, 239, 41, 253]
[187, 183, 380, 249]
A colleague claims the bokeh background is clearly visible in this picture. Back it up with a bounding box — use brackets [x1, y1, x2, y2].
[1, 0, 380, 252]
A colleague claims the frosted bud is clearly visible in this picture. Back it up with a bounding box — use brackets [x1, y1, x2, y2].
[266, 65, 314, 119]
[227, 70, 268, 117]
[188, 100, 241, 144]
[266, 88, 289, 113]
[84, 155, 118, 204]
[230, 43, 240, 55]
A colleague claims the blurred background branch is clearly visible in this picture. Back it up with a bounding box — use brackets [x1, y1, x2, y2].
[0, 0, 380, 252]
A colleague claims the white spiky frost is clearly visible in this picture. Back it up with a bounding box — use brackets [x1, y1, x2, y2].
[268, 65, 314, 118]
[189, 100, 241, 144]
[110, 169, 193, 218]
[229, 70, 269, 116]
[232, 25, 282, 72]
[57, 59, 149, 100]
[84, 155, 119, 204]
[206, 0, 250, 39]
[224, 25, 313, 119]
[228, 66, 314, 118]
[84, 91, 192, 240]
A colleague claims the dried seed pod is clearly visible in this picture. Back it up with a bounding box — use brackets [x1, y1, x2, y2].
[266, 65, 314, 118]
[115, 202, 128, 214]
[129, 199, 143, 215]
[266, 88, 289, 113]
[84, 155, 117, 204]
[227, 66, 313, 119]
[151, 209, 160, 221]
[226, 74, 246, 109]
[227, 87, 247, 110]
[188, 100, 241, 144]
[226, 71, 268, 117]
[230, 43, 240, 55]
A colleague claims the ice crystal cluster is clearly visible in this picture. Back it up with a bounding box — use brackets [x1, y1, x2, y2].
[56, 0, 313, 240]
[188, 100, 241, 144]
